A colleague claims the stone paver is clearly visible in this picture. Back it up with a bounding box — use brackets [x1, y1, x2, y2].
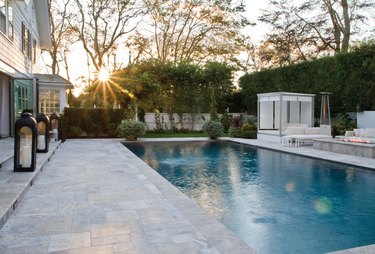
[0, 139, 255, 254]
[0, 138, 14, 168]
[0, 140, 61, 229]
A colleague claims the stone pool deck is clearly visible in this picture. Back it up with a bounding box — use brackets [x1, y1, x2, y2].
[0, 138, 374, 253]
[0, 139, 255, 253]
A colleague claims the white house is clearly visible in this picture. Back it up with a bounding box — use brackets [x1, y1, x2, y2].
[0, 0, 72, 138]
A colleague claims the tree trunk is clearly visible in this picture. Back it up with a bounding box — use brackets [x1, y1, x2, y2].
[340, 0, 350, 52]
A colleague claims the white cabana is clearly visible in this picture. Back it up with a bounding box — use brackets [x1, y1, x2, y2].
[257, 92, 315, 142]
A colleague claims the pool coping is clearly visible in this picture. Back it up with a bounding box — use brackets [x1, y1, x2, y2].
[135, 137, 375, 253]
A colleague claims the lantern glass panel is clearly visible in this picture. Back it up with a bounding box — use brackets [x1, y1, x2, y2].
[51, 119, 58, 129]
[37, 121, 46, 150]
[20, 126, 32, 167]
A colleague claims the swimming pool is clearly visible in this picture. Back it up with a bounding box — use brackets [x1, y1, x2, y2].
[125, 141, 375, 254]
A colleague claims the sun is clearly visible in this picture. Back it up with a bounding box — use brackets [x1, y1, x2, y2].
[97, 68, 110, 82]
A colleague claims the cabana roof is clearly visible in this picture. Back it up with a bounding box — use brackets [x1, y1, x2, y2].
[257, 92, 315, 100]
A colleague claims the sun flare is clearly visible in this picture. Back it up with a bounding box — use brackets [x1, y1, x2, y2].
[97, 68, 110, 82]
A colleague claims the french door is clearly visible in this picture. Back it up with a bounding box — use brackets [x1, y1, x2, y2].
[12, 78, 37, 135]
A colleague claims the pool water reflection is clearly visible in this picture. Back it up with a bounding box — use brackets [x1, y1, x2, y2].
[125, 141, 375, 254]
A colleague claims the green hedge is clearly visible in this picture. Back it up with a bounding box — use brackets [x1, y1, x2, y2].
[61, 108, 128, 139]
[240, 43, 375, 116]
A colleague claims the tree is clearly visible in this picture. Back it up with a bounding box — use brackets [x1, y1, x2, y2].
[130, 0, 252, 67]
[296, 0, 374, 53]
[201, 62, 235, 117]
[258, 0, 320, 67]
[258, 0, 374, 68]
[70, 0, 145, 72]
[46, 0, 75, 76]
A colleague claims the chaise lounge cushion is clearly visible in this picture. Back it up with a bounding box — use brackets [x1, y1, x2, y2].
[304, 127, 320, 135]
[285, 127, 305, 135]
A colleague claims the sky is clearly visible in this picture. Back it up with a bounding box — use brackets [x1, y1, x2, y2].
[243, 0, 270, 42]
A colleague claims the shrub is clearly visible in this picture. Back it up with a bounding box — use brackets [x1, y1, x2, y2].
[61, 108, 128, 139]
[220, 112, 233, 132]
[232, 115, 245, 128]
[69, 126, 83, 137]
[117, 120, 146, 141]
[229, 127, 241, 137]
[332, 113, 357, 137]
[203, 120, 223, 140]
[229, 123, 257, 139]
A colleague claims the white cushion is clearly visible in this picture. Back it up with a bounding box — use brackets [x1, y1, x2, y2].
[286, 127, 305, 135]
[305, 127, 320, 135]
[354, 129, 361, 137]
[361, 129, 368, 137]
[345, 131, 354, 137]
[367, 128, 375, 138]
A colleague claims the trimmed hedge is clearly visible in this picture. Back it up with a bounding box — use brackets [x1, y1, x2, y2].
[61, 108, 128, 139]
[240, 43, 375, 116]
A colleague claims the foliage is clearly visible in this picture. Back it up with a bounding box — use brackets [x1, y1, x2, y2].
[203, 121, 223, 140]
[117, 120, 146, 141]
[46, 0, 75, 76]
[232, 115, 245, 128]
[220, 111, 233, 132]
[332, 113, 357, 137]
[240, 42, 375, 115]
[228, 122, 257, 139]
[105, 61, 235, 116]
[61, 108, 127, 139]
[201, 62, 235, 117]
[69, 0, 144, 71]
[127, 0, 252, 68]
[257, 0, 374, 68]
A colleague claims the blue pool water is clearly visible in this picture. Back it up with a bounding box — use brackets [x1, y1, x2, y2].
[125, 141, 375, 254]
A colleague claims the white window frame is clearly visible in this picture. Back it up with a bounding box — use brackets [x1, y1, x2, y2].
[39, 89, 61, 115]
[0, 0, 13, 41]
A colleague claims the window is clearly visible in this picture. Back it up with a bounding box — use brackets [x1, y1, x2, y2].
[22, 22, 32, 58]
[0, 0, 13, 40]
[0, 0, 6, 33]
[22, 22, 26, 53]
[39, 90, 61, 115]
[7, 4, 12, 39]
[33, 39, 36, 63]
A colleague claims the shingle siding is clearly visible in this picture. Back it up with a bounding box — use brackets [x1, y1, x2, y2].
[0, 0, 44, 77]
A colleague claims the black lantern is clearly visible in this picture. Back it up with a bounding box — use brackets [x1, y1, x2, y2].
[36, 113, 49, 153]
[14, 113, 37, 172]
[49, 113, 60, 141]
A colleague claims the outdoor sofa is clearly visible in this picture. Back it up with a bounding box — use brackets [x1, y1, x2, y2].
[282, 126, 332, 147]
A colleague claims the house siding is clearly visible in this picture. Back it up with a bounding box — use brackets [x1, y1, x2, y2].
[0, 0, 44, 78]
